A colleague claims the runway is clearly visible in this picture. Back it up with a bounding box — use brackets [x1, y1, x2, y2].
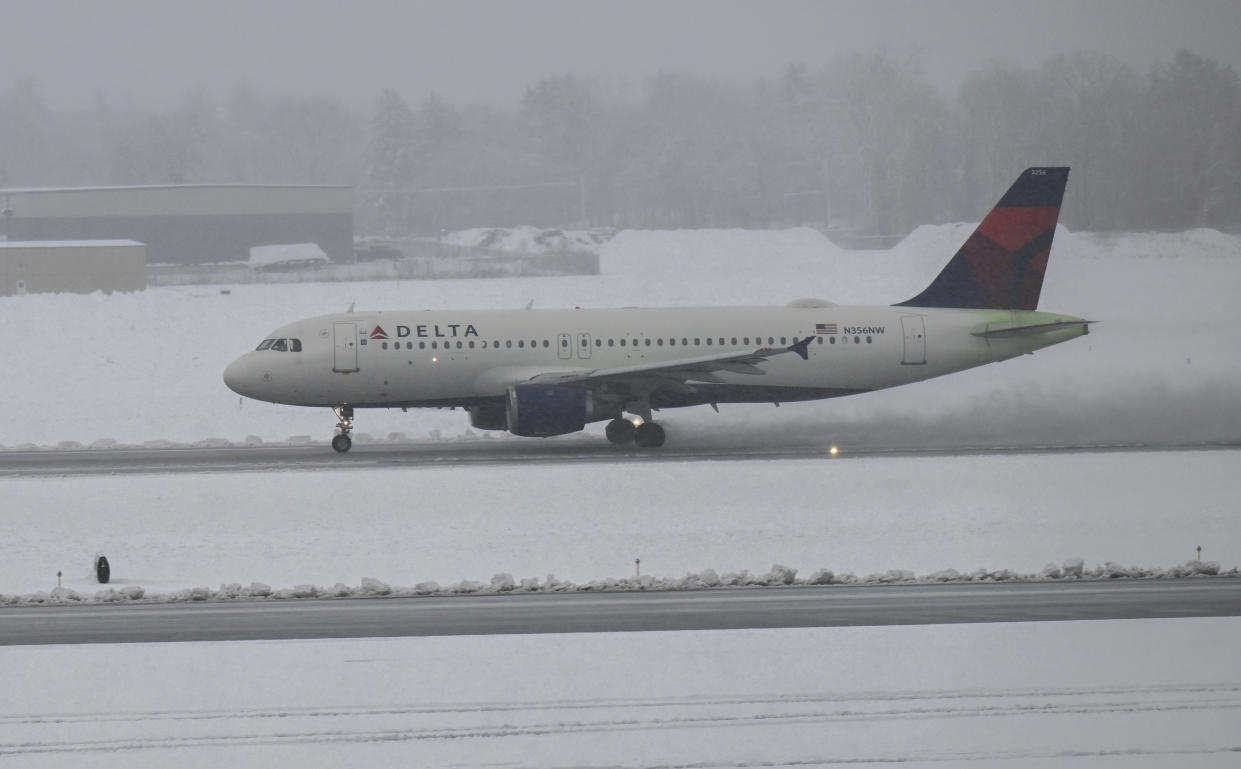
[3, 578, 1238, 645]
[2, 439, 1237, 477]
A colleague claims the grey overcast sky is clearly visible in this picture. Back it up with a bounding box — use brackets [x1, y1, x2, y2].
[2, 0, 1238, 109]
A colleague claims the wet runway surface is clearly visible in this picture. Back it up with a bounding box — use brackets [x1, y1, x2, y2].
[3, 578, 1238, 645]
[2, 439, 1236, 477]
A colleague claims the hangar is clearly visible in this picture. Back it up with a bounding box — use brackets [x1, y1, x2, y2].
[0, 185, 352, 265]
[1, 240, 146, 296]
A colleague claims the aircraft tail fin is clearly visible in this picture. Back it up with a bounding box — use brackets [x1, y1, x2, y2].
[898, 167, 1069, 311]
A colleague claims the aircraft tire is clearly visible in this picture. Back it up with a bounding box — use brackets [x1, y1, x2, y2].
[605, 418, 636, 445]
[634, 422, 666, 449]
[331, 433, 353, 453]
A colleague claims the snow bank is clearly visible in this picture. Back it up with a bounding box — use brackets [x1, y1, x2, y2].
[1, 559, 1230, 607]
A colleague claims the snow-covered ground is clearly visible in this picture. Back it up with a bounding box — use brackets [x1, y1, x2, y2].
[5, 619, 1239, 767]
[2, 450, 1236, 599]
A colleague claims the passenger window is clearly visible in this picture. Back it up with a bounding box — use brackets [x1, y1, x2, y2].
[457, 341, 463, 349]
[681, 338, 688, 346]
[419, 342, 426, 349]
[854, 336, 860, 344]
[780, 337, 786, 345]
[518, 340, 525, 348]
[829, 337, 835, 344]
[657, 338, 664, 346]
[866, 336, 873, 344]
[543, 340, 549, 348]
[731, 337, 738, 346]
[694, 338, 700, 345]
[379, 341, 387, 350]
[620, 339, 626, 347]
[719, 338, 725, 345]
[468, 341, 475, 349]
[645, 339, 651, 347]
[506, 340, 512, 348]
[608, 339, 614, 347]
[743, 337, 749, 345]
[431, 341, 438, 349]
[706, 338, 712, 346]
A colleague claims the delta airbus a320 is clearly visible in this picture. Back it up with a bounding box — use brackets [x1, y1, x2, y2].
[224, 167, 1089, 452]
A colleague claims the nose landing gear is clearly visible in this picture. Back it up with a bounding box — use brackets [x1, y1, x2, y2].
[331, 405, 354, 453]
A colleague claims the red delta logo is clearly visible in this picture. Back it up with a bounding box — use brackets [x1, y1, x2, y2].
[368, 325, 389, 340]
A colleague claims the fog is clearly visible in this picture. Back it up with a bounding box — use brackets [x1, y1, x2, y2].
[2, 0, 1240, 237]
[3, 0, 1239, 109]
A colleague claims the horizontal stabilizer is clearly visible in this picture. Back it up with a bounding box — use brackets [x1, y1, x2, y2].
[972, 320, 1093, 338]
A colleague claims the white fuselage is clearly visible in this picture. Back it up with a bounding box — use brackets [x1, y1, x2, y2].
[223, 304, 1087, 414]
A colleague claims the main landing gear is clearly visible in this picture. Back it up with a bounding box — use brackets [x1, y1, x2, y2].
[605, 417, 666, 449]
[331, 405, 354, 453]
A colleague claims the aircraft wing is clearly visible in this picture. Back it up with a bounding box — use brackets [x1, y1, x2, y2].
[524, 337, 814, 389]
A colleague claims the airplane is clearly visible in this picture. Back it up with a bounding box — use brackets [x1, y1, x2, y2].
[224, 167, 1090, 452]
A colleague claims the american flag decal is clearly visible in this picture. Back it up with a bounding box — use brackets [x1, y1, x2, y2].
[815, 323, 838, 335]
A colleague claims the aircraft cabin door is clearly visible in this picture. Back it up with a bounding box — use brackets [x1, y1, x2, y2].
[333, 322, 359, 372]
[900, 315, 926, 365]
[557, 333, 572, 360]
[577, 332, 593, 359]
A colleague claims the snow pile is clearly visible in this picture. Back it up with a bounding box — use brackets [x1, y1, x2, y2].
[2, 559, 1230, 607]
[248, 243, 330, 270]
[441, 226, 614, 253]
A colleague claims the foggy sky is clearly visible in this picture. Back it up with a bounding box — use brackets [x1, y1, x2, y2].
[2, 0, 1238, 109]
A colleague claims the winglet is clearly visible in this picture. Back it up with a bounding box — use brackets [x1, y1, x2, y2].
[788, 336, 814, 361]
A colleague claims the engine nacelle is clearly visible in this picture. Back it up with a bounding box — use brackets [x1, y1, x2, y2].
[506, 384, 588, 437]
[467, 404, 508, 431]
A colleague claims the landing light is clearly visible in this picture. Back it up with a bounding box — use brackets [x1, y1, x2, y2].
[829, 445, 839, 456]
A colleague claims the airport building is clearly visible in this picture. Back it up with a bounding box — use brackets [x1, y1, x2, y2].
[1, 240, 147, 296]
[0, 185, 353, 265]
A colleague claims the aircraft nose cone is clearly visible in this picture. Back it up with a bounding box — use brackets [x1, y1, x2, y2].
[223, 356, 256, 397]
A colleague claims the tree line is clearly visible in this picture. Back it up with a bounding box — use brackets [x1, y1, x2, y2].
[2, 49, 1237, 238]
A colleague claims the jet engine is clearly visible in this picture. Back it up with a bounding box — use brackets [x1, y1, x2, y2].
[506, 384, 589, 437]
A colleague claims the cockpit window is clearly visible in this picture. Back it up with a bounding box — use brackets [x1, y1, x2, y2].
[256, 338, 301, 352]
